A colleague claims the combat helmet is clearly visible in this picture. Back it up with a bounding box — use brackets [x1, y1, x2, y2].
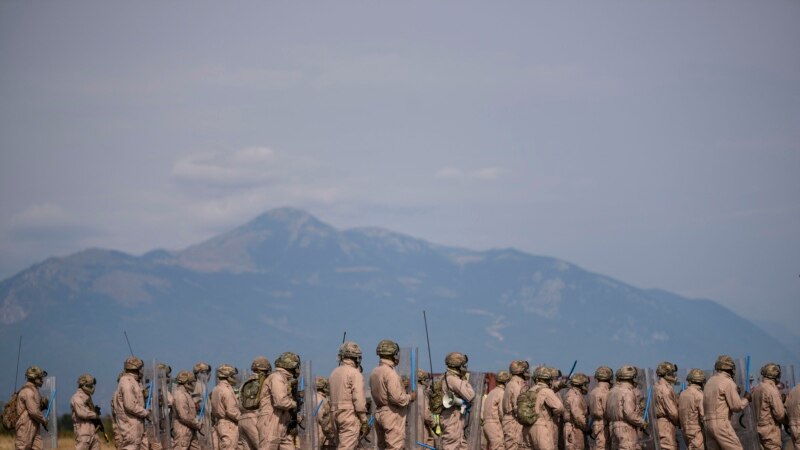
[656, 361, 678, 384]
[25, 366, 47, 381]
[416, 369, 430, 384]
[376, 339, 400, 362]
[338, 342, 363, 365]
[510, 360, 530, 377]
[533, 366, 552, 382]
[315, 376, 328, 392]
[686, 369, 706, 385]
[760, 363, 781, 380]
[251, 356, 272, 374]
[595, 366, 613, 382]
[77, 374, 96, 387]
[714, 355, 736, 372]
[615, 365, 637, 382]
[216, 364, 238, 381]
[495, 371, 512, 385]
[175, 370, 196, 386]
[445, 352, 468, 369]
[124, 356, 144, 372]
[193, 362, 211, 376]
[275, 352, 301, 374]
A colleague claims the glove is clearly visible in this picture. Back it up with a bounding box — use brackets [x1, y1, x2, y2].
[641, 421, 649, 432]
[359, 421, 370, 438]
[40, 398, 50, 411]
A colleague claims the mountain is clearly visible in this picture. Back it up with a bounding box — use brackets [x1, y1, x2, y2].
[0, 207, 796, 409]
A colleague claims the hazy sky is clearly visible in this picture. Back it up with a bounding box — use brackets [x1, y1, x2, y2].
[1, 1, 798, 329]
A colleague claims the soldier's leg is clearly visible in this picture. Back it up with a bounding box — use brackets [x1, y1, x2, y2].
[334, 410, 359, 450]
[757, 425, 781, 450]
[532, 424, 556, 450]
[657, 419, 677, 450]
[709, 422, 743, 450]
[503, 417, 522, 450]
[238, 416, 258, 450]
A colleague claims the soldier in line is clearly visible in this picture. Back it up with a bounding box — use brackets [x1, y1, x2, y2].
[654, 361, 680, 450]
[563, 373, 589, 450]
[679, 369, 706, 450]
[416, 370, 438, 449]
[751, 363, 786, 450]
[440, 352, 475, 450]
[703, 355, 750, 450]
[329, 342, 369, 450]
[172, 371, 202, 450]
[605, 365, 646, 450]
[71, 374, 101, 450]
[786, 383, 800, 450]
[547, 367, 566, 450]
[369, 339, 414, 450]
[211, 364, 241, 450]
[261, 352, 300, 450]
[192, 362, 215, 450]
[237, 357, 270, 450]
[314, 377, 336, 450]
[482, 370, 510, 450]
[588, 366, 613, 450]
[524, 366, 564, 450]
[14, 366, 48, 450]
[113, 357, 150, 450]
[503, 360, 531, 450]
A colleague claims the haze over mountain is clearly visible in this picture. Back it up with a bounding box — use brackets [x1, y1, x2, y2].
[1, 207, 796, 408]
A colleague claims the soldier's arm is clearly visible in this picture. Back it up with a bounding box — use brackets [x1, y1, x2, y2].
[223, 390, 240, 422]
[574, 397, 589, 431]
[71, 394, 98, 421]
[546, 390, 565, 417]
[351, 372, 368, 422]
[386, 373, 410, 408]
[122, 380, 149, 419]
[22, 388, 46, 424]
[724, 380, 748, 413]
[696, 392, 704, 423]
[269, 376, 296, 411]
[452, 376, 476, 402]
[664, 390, 680, 424]
[174, 393, 196, 427]
[769, 387, 786, 423]
[622, 392, 644, 427]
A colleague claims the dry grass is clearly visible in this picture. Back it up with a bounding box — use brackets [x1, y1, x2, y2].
[0, 435, 116, 450]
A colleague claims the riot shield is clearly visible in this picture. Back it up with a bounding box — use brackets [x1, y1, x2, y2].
[637, 368, 658, 450]
[194, 370, 214, 450]
[154, 363, 173, 450]
[465, 371, 487, 450]
[300, 361, 318, 450]
[397, 347, 419, 450]
[732, 357, 758, 450]
[675, 368, 689, 450]
[40, 376, 57, 449]
[787, 364, 797, 388]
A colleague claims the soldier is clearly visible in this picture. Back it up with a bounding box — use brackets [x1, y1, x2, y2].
[329, 341, 369, 450]
[547, 367, 565, 450]
[605, 365, 646, 450]
[211, 364, 241, 450]
[71, 374, 101, 450]
[440, 352, 475, 450]
[751, 363, 786, 450]
[679, 369, 706, 450]
[192, 362, 214, 450]
[503, 360, 530, 450]
[314, 377, 336, 450]
[369, 339, 414, 450]
[14, 366, 48, 450]
[113, 357, 150, 450]
[482, 371, 510, 450]
[703, 355, 750, 450]
[654, 361, 680, 450]
[416, 370, 437, 449]
[786, 383, 800, 450]
[588, 366, 613, 450]
[563, 373, 589, 450]
[523, 366, 564, 450]
[172, 371, 202, 450]
[260, 352, 300, 450]
[238, 357, 270, 450]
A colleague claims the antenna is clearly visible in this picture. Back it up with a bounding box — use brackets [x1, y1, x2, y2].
[124, 330, 135, 356]
[423, 311, 434, 374]
[342, 331, 347, 344]
[13, 336, 22, 393]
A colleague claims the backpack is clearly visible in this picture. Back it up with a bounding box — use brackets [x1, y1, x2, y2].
[516, 386, 540, 426]
[2, 388, 27, 431]
[240, 375, 266, 411]
[429, 378, 445, 415]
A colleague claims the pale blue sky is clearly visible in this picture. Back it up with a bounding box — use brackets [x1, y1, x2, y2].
[1, 1, 798, 330]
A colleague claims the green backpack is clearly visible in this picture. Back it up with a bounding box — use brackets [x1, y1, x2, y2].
[429, 378, 445, 415]
[240, 374, 266, 411]
[516, 387, 540, 426]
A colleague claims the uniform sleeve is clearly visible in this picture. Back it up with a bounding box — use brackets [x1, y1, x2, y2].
[21, 388, 45, 424]
[387, 372, 410, 408]
[724, 380, 748, 413]
[570, 393, 588, 430]
[223, 388, 241, 422]
[768, 386, 786, 423]
[122, 379, 149, 419]
[174, 391, 197, 427]
[658, 387, 679, 424]
[449, 375, 476, 403]
[544, 389, 564, 417]
[696, 391, 704, 423]
[269, 375, 297, 411]
[351, 371, 368, 421]
[71, 392, 98, 421]
[622, 391, 644, 427]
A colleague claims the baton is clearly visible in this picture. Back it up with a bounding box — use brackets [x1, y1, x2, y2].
[416, 442, 437, 450]
[313, 400, 324, 417]
[745, 354, 751, 393]
[42, 388, 56, 421]
[643, 385, 653, 422]
[411, 348, 417, 392]
[567, 360, 578, 379]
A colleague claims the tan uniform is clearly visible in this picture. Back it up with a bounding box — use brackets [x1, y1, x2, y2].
[785, 385, 800, 450]
[605, 383, 644, 450]
[654, 378, 679, 450]
[71, 388, 101, 450]
[211, 380, 241, 450]
[259, 368, 296, 450]
[173, 385, 200, 450]
[113, 374, 150, 450]
[14, 382, 44, 450]
[563, 387, 588, 450]
[503, 375, 528, 450]
[703, 372, 748, 450]
[481, 384, 505, 450]
[369, 359, 411, 450]
[238, 375, 262, 450]
[329, 360, 368, 450]
[588, 382, 611, 450]
[440, 371, 476, 450]
[678, 385, 704, 450]
[315, 392, 336, 449]
[523, 382, 564, 450]
[418, 385, 436, 448]
[751, 379, 785, 450]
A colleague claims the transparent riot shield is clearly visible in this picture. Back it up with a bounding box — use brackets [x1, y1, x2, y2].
[194, 371, 214, 450]
[154, 363, 173, 450]
[637, 368, 658, 450]
[39, 376, 57, 449]
[675, 368, 689, 450]
[396, 347, 419, 450]
[732, 358, 758, 450]
[465, 372, 487, 450]
[787, 364, 797, 388]
[300, 361, 318, 450]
